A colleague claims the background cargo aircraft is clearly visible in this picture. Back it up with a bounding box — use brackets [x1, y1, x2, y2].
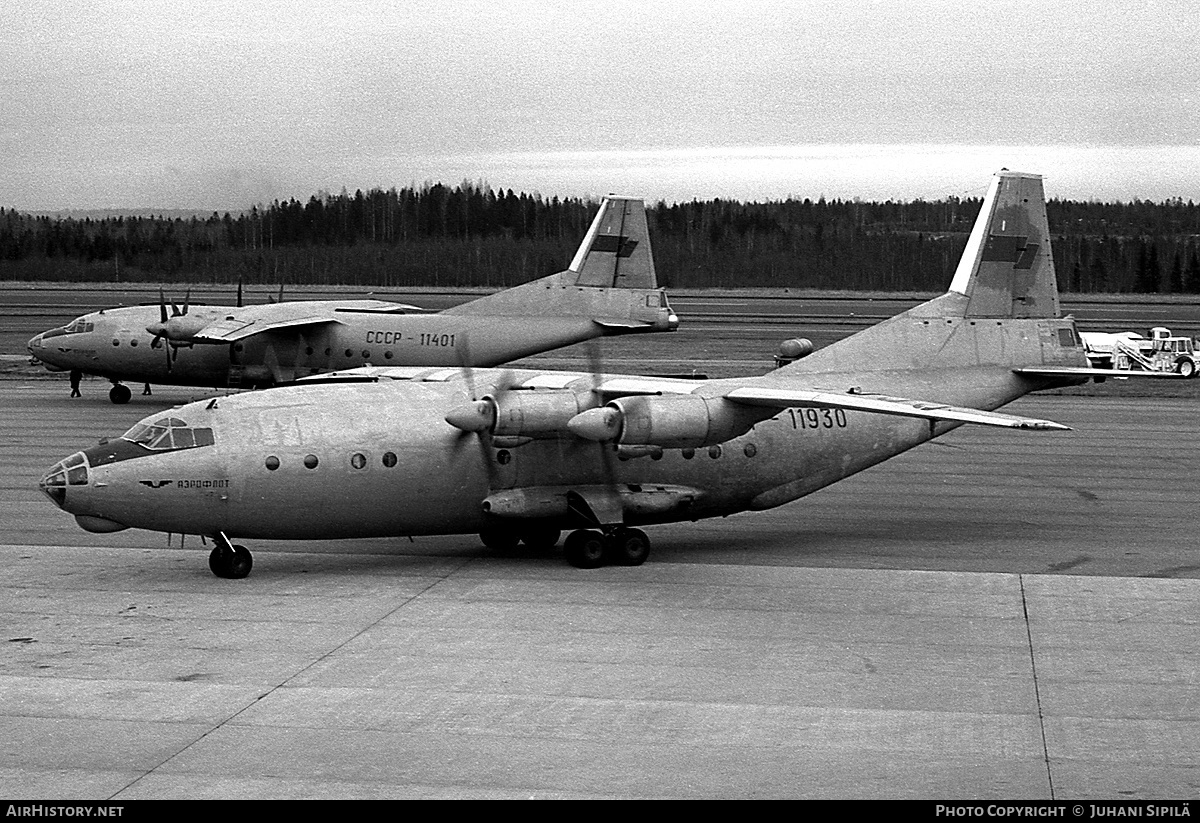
[44, 170, 1135, 578]
[26, 196, 678, 403]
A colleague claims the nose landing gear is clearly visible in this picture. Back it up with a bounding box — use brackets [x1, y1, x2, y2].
[208, 532, 253, 579]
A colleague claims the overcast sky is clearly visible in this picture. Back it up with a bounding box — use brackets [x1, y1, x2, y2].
[4, 0, 1198, 210]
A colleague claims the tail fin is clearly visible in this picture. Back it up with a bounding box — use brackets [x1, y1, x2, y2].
[441, 194, 676, 332]
[948, 170, 1060, 319]
[568, 196, 658, 289]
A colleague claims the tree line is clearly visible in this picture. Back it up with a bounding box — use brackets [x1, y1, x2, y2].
[3, 182, 1200, 293]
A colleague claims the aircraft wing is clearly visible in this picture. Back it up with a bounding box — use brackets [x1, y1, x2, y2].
[193, 315, 344, 343]
[1015, 366, 1187, 380]
[724, 387, 1070, 430]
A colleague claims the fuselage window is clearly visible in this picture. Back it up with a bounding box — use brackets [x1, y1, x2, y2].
[384, 350, 393, 359]
[351, 453, 366, 470]
[382, 451, 397, 468]
[344, 349, 353, 358]
[708, 445, 722, 459]
[362, 349, 370, 359]
[743, 443, 757, 457]
[304, 454, 319, 469]
[681, 448, 695, 460]
[265, 456, 280, 471]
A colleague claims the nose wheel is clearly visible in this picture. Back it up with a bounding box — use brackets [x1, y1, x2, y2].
[563, 527, 650, 568]
[208, 533, 253, 578]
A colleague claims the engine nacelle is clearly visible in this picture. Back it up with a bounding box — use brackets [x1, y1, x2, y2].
[492, 389, 585, 438]
[446, 389, 585, 438]
[568, 394, 770, 448]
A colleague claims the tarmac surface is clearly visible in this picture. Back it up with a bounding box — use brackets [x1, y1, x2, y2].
[2, 383, 1198, 799]
[2, 287, 1199, 798]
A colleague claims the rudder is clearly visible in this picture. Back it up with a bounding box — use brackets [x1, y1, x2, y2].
[569, 196, 658, 289]
[948, 170, 1060, 319]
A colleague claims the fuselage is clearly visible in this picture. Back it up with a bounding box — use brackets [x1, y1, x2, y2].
[28, 292, 677, 389]
[40, 310, 1089, 542]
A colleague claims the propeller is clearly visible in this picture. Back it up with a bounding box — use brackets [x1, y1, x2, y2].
[146, 287, 191, 372]
[445, 333, 518, 489]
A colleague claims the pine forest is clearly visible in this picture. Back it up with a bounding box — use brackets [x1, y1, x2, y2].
[3, 183, 1199, 294]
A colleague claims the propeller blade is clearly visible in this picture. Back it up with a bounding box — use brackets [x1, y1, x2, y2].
[236, 278, 244, 308]
[182, 289, 191, 315]
[158, 288, 168, 324]
[455, 332, 478, 400]
[583, 338, 621, 491]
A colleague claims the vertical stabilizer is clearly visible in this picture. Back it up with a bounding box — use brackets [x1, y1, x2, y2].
[569, 196, 658, 289]
[948, 170, 1060, 319]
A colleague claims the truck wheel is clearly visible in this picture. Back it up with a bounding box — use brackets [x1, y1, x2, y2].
[1176, 358, 1196, 378]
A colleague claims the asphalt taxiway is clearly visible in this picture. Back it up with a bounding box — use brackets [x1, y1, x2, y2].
[2, 383, 1198, 798]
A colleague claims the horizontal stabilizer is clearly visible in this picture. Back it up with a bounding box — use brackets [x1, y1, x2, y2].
[1015, 366, 1188, 380]
[725, 387, 1070, 430]
[593, 318, 654, 330]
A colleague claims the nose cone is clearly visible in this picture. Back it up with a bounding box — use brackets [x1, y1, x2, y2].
[27, 328, 70, 370]
[40, 452, 128, 532]
[39, 456, 76, 509]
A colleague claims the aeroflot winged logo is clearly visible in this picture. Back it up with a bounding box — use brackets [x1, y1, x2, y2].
[138, 480, 172, 488]
[982, 234, 1039, 270]
[591, 234, 638, 257]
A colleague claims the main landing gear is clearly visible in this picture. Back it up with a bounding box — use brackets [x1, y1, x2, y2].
[478, 524, 651, 568]
[563, 527, 650, 569]
[108, 382, 132, 404]
[208, 532, 253, 579]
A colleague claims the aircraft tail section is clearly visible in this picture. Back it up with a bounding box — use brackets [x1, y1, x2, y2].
[443, 196, 676, 333]
[771, 170, 1084, 380]
[568, 196, 658, 289]
[945, 170, 1060, 319]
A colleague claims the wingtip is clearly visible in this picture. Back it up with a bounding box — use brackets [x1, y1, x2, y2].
[1022, 420, 1072, 432]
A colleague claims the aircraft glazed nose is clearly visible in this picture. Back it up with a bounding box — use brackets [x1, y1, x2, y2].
[39, 460, 69, 509]
[27, 333, 43, 355]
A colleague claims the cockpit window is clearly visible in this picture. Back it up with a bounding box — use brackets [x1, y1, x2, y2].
[122, 417, 215, 451]
[64, 318, 95, 334]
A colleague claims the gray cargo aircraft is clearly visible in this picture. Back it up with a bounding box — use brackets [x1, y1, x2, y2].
[42, 171, 1134, 578]
[27, 196, 678, 403]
